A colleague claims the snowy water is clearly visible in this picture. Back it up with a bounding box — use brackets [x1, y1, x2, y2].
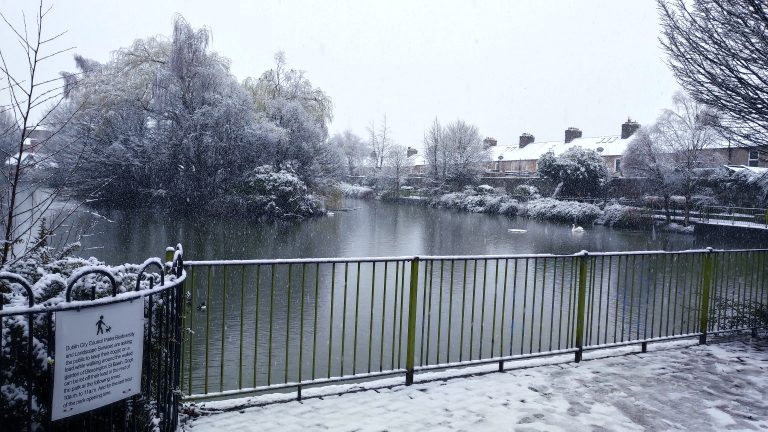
[73, 198, 762, 264]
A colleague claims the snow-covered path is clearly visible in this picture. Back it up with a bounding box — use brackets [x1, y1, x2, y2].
[182, 335, 768, 431]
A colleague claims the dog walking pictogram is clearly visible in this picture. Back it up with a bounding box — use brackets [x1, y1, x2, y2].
[96, 315, 112, 335]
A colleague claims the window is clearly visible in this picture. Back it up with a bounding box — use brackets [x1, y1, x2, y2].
[614, 158, 622, 174]
[748, 150, 759, 167]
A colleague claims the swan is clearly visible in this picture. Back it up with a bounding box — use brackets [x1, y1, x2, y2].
[571, 224, 585, 233]
[507, 228, 527, 233]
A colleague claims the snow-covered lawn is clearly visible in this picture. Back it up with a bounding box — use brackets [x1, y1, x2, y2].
[182, 335, 768, 431]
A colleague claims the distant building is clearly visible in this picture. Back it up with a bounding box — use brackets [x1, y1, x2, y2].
[5, 126, 53, 168]
[486, 120, 640, 176]
[406, 118, 766, 178]
[406, 149, 426, 176]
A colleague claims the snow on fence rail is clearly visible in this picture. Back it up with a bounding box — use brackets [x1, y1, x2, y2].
[0, 246, 186, 432]
[180, 248, 768, 401]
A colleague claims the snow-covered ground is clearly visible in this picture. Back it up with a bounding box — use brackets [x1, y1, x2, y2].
[182, 335, 768, 431]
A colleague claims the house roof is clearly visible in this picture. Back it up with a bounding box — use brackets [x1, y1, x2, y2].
[407, 154, 425, 166]
[5, 151, 36, 166]
[488, 135, 631, 162]
[724, 165, 768, 174]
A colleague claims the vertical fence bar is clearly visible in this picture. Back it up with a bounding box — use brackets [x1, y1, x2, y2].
[405, 257, 420, 385]
[298, 264, 307, 387]
[367, 262, 376, 373]
[219, 267, 227, 392]
[268, 264, 276, 385]
[575, 252, 588, 362]
[328, 263, 336, 379]
[436, 260, 446, 364]
[311, 264, 319, 380]
[699, 248, 714, 344]
[499, 259, 509, 362]
[204, 267, 211, 394]
[447, 260, 455, 362]
[238, 266, 245, 389]
[187, 266, 195, 395]
[340, 263, 349, 375]
[284, 264, 293, 383]
[353, 262, 362, 375]
[253, 265, 261, 387]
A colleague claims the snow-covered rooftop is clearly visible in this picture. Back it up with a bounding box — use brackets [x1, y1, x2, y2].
[488, 135, 631, 162]
[724, 165, 768, 174]
[5, 151, 36, 166]
[407, 153, 425, 166]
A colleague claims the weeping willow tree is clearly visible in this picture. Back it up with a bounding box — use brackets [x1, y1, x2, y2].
[52, 16, 340, 214]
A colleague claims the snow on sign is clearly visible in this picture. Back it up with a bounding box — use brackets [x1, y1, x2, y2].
[51, 300, 144, 421]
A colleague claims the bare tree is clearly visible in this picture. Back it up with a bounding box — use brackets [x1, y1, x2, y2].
[623, 126, 678, 222]
[367, 115, 392, 170]
[623, 93, 724, 225]
[0, 1, 88, 265]
[423, 117, 445, 181]
[443, 119, 486, 186]
[329, 129, 366, 177]
[384, 144, 410, 194]
[658, 0, 768, 148]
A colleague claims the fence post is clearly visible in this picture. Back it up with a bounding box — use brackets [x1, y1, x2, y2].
[574, 251, 588, 362]
[165, 246, 175, 274]
[405, 256, 420, 385]
[699, 248, 714, 345]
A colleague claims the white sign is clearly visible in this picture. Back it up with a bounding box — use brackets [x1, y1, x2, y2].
[52, 300, 145, 421]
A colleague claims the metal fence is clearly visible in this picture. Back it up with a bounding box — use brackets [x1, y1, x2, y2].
[675, 205, 768, 227]
[0, 248, 185, 432]
[181, 248, 768, 400]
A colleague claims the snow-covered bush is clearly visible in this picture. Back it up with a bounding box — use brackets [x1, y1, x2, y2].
[432, 190, 520, 215]
[475, 184, 495, 194]
[524, 198, 602, 224]
[512, 184, 540, 199]
[537, 147, 608, 197]
[727, 169, 768, 206]
[662, 222, 695, 234]
[222, 166, 322, 220]
[598, 204, 653, 229]
[338, 182, 375, 199]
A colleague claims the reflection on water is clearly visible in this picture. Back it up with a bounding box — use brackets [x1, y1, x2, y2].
[72, 198, 759, 264]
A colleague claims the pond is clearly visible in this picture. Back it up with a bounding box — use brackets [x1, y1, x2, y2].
[73, 198, 759, 264]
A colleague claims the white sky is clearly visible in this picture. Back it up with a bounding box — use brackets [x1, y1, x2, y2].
[0, 0, 680, 149]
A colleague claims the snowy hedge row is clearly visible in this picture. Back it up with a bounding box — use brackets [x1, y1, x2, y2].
[524, 198, 602, 224]
[597, 204, 654, 229]
[429, 185, 668, 228]
[431, 186, 521, 215]
[338, 182, 376, 199]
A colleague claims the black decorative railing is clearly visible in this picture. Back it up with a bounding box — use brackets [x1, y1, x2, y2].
[0, 246, 185, 432]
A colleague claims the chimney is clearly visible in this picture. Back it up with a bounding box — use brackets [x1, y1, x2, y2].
[565, 127, 582, 144]
[621, 118, 640, 139]
[406, 147, 418, 157]
[483, 137, 498, 148]
[519, 133, 535, 148]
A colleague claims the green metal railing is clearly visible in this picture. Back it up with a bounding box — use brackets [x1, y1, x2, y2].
[179, 249, 768, 400]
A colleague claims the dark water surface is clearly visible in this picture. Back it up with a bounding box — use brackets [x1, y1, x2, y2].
[74, 198, 760, 264]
